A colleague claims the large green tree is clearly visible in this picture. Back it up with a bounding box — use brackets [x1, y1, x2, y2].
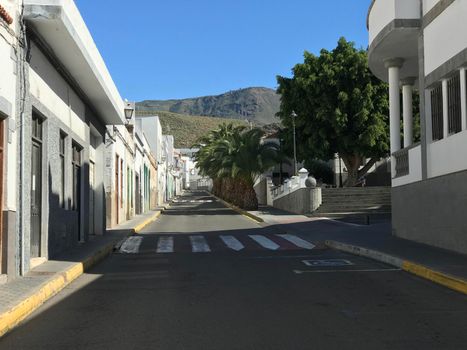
[195, 124, 281, 210]
[277, 38, 389, 186]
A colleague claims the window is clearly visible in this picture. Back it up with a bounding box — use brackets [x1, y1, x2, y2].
[71, 142, 82, 211]
[447, 74, 462, 135]
[31, 114, 43, 141]
[431, 83, 443, 141]
[59, 132, 66, 208]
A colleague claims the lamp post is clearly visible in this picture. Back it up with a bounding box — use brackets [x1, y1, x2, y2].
[291, 111, 298, 176]
[124, 101, 135, 124]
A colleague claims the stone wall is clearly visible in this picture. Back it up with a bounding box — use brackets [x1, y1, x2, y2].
[272, 187, 322, 215]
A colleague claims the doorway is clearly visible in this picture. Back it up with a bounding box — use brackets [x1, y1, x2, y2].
[72, 143, 82, 242]
[115, 155, 119, 225]
[89, 161, 95, 235]
[135, 172, 141, 215]
[30, 114, 43, 258]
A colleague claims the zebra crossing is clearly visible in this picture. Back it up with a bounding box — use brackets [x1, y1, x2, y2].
[118, 233, 317, 254]
[172, 199, 215, 204]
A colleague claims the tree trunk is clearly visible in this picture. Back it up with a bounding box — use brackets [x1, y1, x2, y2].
[341, 155, 357, 187]
[240, 182, 258, 210]
[342, 155, 380, 187]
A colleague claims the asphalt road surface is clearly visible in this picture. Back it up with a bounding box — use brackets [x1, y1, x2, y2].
[2, 191, 467, 350]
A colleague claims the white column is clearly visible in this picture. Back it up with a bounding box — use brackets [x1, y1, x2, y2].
[442, 79, 449, 138]
[402, 78, 415, 148]
[385, 59, 403, 157]
[460, 67, 467, 131]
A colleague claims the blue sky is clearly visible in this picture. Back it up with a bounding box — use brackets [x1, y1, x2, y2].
[75, 0, 371, 101]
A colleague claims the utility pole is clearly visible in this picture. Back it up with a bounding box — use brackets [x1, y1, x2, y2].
[291, 111, 298, 176]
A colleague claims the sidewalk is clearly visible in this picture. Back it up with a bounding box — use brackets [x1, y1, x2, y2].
[0, 209, 162, 337]
[249, 206, 467, 294]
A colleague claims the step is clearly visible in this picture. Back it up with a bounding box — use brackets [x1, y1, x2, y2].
[319, 200, 392, 205]
[318, 203, 391, 209]
[314, 209, 392, 215]
[322, 193, 391, 198]
[322, 187, 390, 192]
[321, 198, 392, 203]
[316, 207, 391, 213]
[310, 211, 392, 218]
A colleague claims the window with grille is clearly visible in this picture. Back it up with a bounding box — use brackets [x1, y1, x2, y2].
[447, 74, 462, 134]
[431, 83, 443, 141]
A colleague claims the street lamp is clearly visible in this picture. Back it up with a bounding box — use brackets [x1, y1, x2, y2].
[291, 111, 298, 176]
[124, 101, 135, 124]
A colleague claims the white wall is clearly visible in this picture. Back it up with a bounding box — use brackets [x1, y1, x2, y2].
[428, 130, 467, 178]
[135, 116, 163, 163]
[29, 43, 87, 140]
[0, 0, 19, 212]
[369, 0, 420, 44]
[423, 0, 440, 15]
[424, 0, 467, 75]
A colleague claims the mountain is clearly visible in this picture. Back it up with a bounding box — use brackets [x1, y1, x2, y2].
[136, 111, 245, 148]
[136, 87, 281, 125]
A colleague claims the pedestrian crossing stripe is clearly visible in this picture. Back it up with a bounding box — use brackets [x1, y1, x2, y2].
[172, 199, 215, 203]
[276, 234, 315, 250]
[156, 236, 174, 253]
[220, 235, 244, 251]
[120, 234, 316, 254]
[248, 235, 280, 250]
[190, 235, 211, 253]
[120, 236, 143, 254]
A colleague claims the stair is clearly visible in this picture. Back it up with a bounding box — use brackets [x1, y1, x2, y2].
[313, 187, 391, 217]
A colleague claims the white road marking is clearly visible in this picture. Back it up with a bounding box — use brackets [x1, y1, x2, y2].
[119, 236, 143, 254]
[293, 268, 402, 274]
[190, 236, 211, 253]
[249, 235, 280, 250]
[276, 234, 315, 250]
[156, 236, 174, 253]
[220, 235, 244, 251]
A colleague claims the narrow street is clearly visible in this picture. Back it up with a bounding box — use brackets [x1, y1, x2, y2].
[2, 191, 467, 350]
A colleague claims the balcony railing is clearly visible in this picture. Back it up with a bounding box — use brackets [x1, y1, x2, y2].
[393, 148, 409, 178]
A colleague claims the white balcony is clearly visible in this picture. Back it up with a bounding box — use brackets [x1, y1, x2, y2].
[392, 143, 422, 187]
[368, 0, 421, 82]
[24, 0, 125, 125]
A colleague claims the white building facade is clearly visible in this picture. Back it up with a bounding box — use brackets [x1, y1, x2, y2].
[104, 124, 135, 228]
[135, 115, 164, 207]
[0, 0, 126, 280]
[368, 0, 467, 254]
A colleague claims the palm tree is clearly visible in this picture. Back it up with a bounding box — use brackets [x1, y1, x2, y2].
[195, 124, 281, 210]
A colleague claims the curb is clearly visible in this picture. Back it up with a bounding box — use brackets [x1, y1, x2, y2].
[0, 212, 162, 338]
[209, 193, 264, 223]
[134, 210, 163, 233]
[325, 240, 467, 295]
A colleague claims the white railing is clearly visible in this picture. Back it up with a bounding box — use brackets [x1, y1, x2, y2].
[270, 169, 310, 201]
